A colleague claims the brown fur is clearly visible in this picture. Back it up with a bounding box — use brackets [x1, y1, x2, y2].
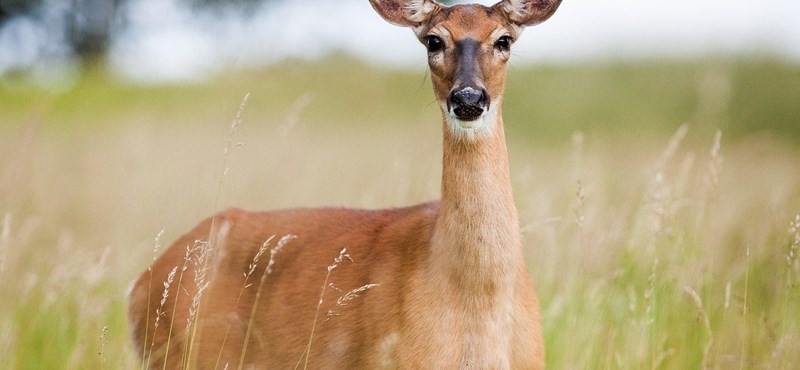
[128, 1, 561, 368]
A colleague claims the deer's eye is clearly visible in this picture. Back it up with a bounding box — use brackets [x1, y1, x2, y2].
[494, 36, 512, 51]
[424, 35, 444, 53]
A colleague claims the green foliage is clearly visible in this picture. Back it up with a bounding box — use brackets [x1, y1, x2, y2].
[503, 59, 800, 141]
[2, 57, 798, 142]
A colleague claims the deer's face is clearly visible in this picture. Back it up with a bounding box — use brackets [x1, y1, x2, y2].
[420, 5, 513, 123]
[370, 0, 561, 135]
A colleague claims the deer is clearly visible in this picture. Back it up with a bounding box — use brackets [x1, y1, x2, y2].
[127, 0, 562, 368]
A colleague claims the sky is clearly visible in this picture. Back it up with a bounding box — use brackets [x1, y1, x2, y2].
[2, 0, 800, 84]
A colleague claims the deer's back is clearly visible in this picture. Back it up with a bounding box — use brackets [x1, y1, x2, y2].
[128, 202, 438, 369]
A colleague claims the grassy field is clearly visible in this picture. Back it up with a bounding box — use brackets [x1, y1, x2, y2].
[1, 58, 799, 369]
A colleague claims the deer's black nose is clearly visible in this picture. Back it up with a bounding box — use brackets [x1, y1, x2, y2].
[448, 86, 488, 121]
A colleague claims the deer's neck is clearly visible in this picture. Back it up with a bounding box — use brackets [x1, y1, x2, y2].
[431, 106, 523, 299]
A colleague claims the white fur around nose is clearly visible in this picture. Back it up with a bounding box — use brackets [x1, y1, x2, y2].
[444, 102, 499, 142]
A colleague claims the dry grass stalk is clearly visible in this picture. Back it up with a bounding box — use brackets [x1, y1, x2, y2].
[705, 130, 723, 192]
[207, 93, 249, 256]
[740, 247, 751, 370]
[570, 132, 587, 245]
[325, 283, 381, 322]
[724, 281, 732, 310]
[644, 258, 659, 367]
[237, 234, 295, 370]
[147, 266, 177, 367]
[0, 213, 9, 274]
[775, 214, 800, 368]
[646, 124, 689, 238]
[213, 235, 274, 369]
[162, 246, 193, 369]
[183, 239, 214, 367]
[267, 234, 296, 274]
[248, 237, 275, 279]
[152, 230, 165, 264]
[295, 247, 352, 370]
[279, 93, 313, 137]
[571, 131, 584, 181]
[573, 180, 586, 233]
[788, 214, 800, 269]
[220, 93, 248, 177]
[99, 326, 109, 370]
[141, 229, 165, 370]
[186, 93, 249, 369]
[684, 286, 713, 369]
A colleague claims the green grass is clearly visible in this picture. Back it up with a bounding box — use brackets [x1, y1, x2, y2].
[0, 58, 799, 368]
[3, 57, 800, 141]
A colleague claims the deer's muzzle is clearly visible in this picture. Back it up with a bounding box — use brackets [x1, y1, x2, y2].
[449, 86, 488, 121]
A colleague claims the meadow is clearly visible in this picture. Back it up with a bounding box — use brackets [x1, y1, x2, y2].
[1, 57, 799, 369]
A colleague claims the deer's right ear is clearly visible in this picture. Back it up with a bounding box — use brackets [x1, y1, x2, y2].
[369, 0, 440, 28]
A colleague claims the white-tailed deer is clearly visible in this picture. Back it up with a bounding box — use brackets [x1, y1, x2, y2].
[128, 0, 561, 368]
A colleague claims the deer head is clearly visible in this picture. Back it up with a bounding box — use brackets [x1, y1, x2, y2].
[369, 0, 561, 138]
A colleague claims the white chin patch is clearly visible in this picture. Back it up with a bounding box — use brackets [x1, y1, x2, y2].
[445, 104, 498, 141]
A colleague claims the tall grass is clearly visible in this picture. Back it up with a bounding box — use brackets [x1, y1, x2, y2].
[519, 129, 800, 368]
[0, 61, 799, 368]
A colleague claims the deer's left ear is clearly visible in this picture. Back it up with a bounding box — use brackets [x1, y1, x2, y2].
[369, 0, 441, 28]
[496, 0, 562, 27]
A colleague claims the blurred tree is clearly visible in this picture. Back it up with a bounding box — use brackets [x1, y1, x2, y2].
[4, 0, 466, 70]
[65, 0, 124, 59]
[0, 0, 41, 23]
[0, 0, 123, 61]
[3, 0, 456, 60]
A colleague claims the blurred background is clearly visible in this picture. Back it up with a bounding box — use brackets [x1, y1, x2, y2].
[2, 0, 800, 81]
[2, 0, 799, 138]
[1, 0, 799, 368]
